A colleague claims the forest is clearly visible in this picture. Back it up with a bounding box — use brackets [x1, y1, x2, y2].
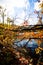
[0, 0, 43, 65]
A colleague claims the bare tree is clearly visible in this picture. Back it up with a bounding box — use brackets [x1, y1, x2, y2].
[34, 1, 43, 25]
[0, 6, 6, 25]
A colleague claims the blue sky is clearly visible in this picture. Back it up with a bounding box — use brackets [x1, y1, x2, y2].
[0, 0, 43, 25]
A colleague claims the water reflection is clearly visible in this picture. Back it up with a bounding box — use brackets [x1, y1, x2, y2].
[14, 39, 28, 47]
[14, 39, 38, 48]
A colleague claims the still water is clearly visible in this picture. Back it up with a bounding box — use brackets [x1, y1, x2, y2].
[13, 39, 38, 52]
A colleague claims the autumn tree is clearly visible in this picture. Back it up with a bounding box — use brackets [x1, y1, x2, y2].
[7, 17, 12, 28]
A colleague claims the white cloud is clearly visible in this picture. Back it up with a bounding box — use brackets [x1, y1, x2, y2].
[0, 0, 30, 17]
[14, 11, 26, 25]
[0, 0, 30, 9]
[15, 18, 24, 25]
[28, 17, 38, 25]
[40, 0, 43, 2]
[34, 1, 43, 11]
[5, 0, 26, 8]
[17, 11, 25, 19]
[0, 0, 30, 25]
[34, 2, 40, 11]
